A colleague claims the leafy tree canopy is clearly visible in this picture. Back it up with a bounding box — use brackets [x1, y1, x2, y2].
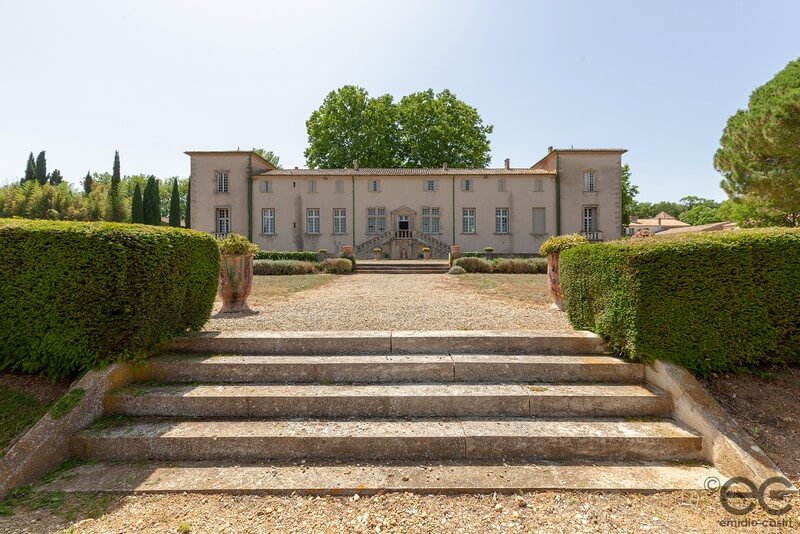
[251, 148, 282, 168]
[620, 164, 639, 225]
[304, 85, 492, 169]
[714, 57, 800, 226]
[305, 86, 400, 168]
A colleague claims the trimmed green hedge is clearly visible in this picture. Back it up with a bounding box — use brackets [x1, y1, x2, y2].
[253, 259, 316, 275]
[320, 258, 353, 274]
[0, 219, 219, 378]
[559, 229, 800, 374]
[453, 257, 492, 273]
[254, 250, 318, 262]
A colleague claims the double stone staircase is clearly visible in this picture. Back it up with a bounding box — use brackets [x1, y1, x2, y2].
[50, 331, 722, 493]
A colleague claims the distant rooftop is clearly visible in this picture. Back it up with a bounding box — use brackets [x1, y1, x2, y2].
[254, 167, 556, 177]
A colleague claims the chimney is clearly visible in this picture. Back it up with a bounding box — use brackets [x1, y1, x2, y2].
[547, 146, 553, 153]
[630, 215, 638, 223]
[442, 162, 448, 171]
[353, 159, 359, 171]
[504, 158, 510, 170]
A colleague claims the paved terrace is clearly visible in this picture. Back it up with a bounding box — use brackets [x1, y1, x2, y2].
[204, 273, 573, 332]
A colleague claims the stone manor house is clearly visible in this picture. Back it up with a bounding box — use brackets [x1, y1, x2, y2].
[186, 147, 626, 258]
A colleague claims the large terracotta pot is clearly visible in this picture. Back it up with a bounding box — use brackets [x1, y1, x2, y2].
[547, 252, 564, 311]
[218, 254, 253, 313]
[342, 245, 353, 255]
[449, 245, 462, 265]
[423, 250, 431, 260]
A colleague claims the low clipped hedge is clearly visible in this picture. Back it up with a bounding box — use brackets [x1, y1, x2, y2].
[492, 258, 547, 274]
[0, 219, 219, 378]
[559, 229, 800, 375]
[253, 259, 316, 275]
[254, 250, 318, 262]
[453, 256, 492, 273]
[319, 258, 353, 274]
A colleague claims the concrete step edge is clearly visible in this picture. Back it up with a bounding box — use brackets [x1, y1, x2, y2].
[40, 461, 726, 494]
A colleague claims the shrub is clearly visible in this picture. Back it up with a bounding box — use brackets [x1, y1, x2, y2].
[340, 252, 357, 269]
[448, 265, 466, 275]
[318, 249, 328, 254]
[373, 247, 382, 253]
[422, 247, 431, 253]
[254, 250, 318, 262]
[252, 259, 316, 275]
[484, 246, 494, 253]
[539, 234, 589, 255]
[492, 258, 547, 274]
[453, 256, 492, 273]
[217, 233, 257, 255]
[559, 228, 800, 375]
[320, 257, 353, 274]
[0, 219, 219, 378]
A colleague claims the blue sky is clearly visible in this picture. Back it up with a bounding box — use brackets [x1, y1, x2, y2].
[1, 0, 798, 201]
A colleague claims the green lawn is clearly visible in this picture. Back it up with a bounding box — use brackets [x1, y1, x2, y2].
[454, 273, 552, 306]
[235, 274, 337, 307]
[0, 388, 51, 454]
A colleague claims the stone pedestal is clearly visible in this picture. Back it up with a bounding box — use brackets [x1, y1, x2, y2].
[547, 253, 564, 311]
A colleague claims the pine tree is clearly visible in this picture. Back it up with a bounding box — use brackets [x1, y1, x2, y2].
[143, 175, 161, 225]
[49, 169, 63, 185]
[83, 171, 93, 195]
[107, 150, 125, 221]
[131, 183, 144, 223]
[23, 153, 36, 183]
[35, 151, 47, 185]
[185, 179, 191, 228]
[168, 178, 181, 227]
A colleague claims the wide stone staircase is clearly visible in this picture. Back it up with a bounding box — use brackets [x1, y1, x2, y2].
[357, 261, 450, 274]
[48, 331, 723, 494]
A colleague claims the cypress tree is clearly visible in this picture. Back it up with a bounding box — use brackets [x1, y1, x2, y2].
[185, 179, 191, 228]
[143, 175, 161, 225]
[107, 150, 125, 221]
[49, 169, 63, 185]
[131, 183, 144, 223]
[23, 153, 36, 183]
[35, 151, 47, 185]
[83, 171, 93, 195]
[169, 178, 181, 227]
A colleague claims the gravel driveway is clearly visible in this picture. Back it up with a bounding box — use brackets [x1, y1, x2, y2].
[204, 274, 573, 332]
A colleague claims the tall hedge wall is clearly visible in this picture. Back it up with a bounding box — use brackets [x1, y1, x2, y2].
[559, 229, 800, 375]
[0, 219, 220, 378]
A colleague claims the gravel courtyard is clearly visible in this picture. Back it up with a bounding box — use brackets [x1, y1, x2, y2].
[203, 273, 573, 332]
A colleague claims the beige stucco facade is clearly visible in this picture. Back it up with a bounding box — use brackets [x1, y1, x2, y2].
[186, 148, 625, 258]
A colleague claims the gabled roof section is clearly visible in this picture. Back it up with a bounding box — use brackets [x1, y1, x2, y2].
[255, 167, 555, 177]
[184, 150, 277, 170]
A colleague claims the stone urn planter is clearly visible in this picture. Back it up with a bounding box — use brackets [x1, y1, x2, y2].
[373, 247, 383, 260]
[342, 244, 353, 255]
[219, 253, 254, 313]
[216, 233, 258, 313]
[546, 252, 564, 311]
[539, 234, 590, 312]
[449, 245, 462, 265]
[422, 247, 431, 260]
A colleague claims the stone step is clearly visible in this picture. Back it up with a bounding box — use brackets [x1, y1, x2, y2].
[108, 383, 669, 418]
[72, 418, 702, 463]
[161, 331, 608, 356]
[140, 354, 644, 384]
[41, 460, 725, 494]
[358, 270, 448, 274]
